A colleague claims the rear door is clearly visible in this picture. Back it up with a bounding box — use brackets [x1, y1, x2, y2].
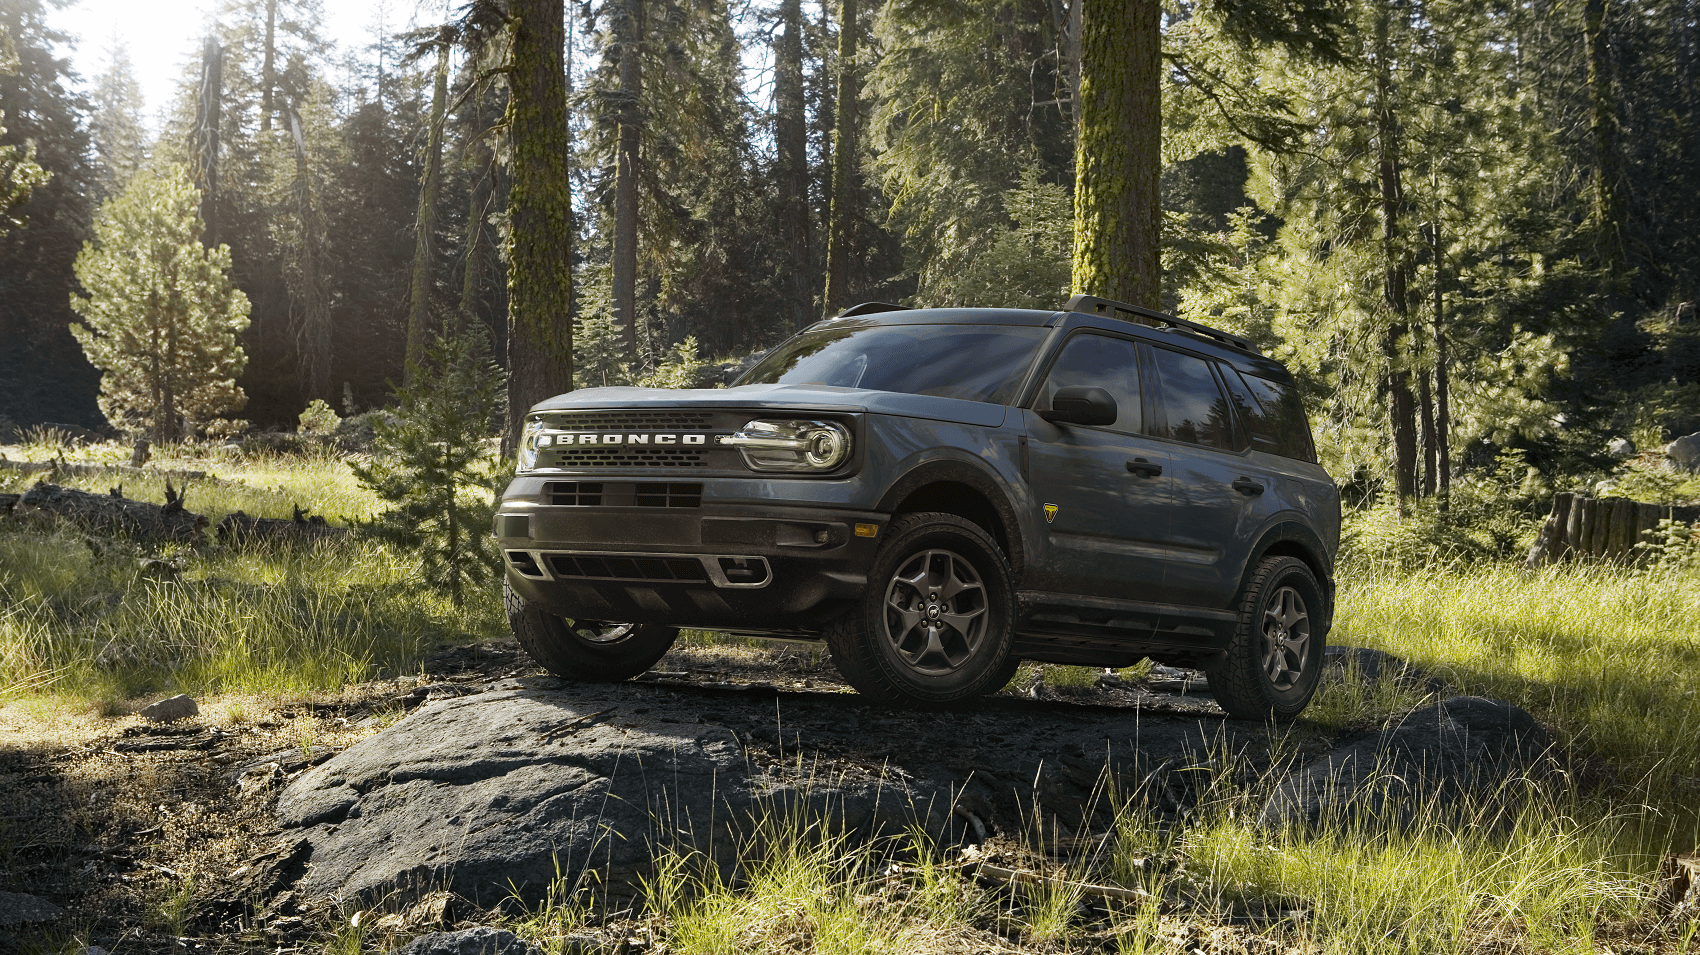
[1025, 331, 1174, 601]
[1144, 343, 1282, 610]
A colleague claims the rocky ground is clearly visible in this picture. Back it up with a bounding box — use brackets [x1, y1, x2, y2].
[0, 638, 1541, 955]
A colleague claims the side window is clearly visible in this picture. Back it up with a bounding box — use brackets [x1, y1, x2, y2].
[1149, 347, 1235, 449]
[1037, 333, 1142, 433]
[1235, 371, 1317, 462]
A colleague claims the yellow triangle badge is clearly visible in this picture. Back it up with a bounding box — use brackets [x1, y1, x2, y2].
[1043, 503, 1058, 524]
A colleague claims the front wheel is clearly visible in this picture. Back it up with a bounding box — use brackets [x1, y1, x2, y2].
[824, 512, 1015, 707]
[1206, 555, 1327, 721]
[505, 579, 679, 681]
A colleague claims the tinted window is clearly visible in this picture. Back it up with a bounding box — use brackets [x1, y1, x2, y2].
[1150, 347, 1234, 449]
[1037, 333, 1142, 433]
[1235, 371, 1316, 461]
[740, 323, 1047, 405]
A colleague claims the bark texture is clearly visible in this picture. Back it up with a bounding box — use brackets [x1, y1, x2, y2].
[407, 35, 451, 380]
[612, 0, 645, 361]
[775, 0, 814, 330]
[503, 0, 576, 449]
[821, 0, 859, 316]
[1374, 9, 1418, 510]
[1071, 0, 1161, 308]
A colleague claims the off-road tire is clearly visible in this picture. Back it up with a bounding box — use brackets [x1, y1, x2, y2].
[1207, 555, 1327, 721]
[824, 512, 1015, 706]
[505, 579, 679, 681]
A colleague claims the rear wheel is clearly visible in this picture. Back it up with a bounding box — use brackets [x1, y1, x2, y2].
[825, 512, 1015, 706]
[1206, 555, 1327, 721]
[505, 579, 679, 681]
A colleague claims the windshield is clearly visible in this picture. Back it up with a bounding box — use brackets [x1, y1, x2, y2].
[738, 323, 1049, 405]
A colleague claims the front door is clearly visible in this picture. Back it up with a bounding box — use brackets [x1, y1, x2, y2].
[1025, 331, 1173, 602]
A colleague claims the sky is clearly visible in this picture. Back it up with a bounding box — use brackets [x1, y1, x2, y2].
[44, 0, 436, 131]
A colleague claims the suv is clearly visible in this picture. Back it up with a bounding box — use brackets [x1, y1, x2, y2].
[495, 295, 1340, 719]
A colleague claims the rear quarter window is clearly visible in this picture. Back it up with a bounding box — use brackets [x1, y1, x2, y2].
[1232, 370, 1317, 462]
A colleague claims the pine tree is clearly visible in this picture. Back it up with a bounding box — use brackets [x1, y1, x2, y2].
[0, 23, 46, 227]
[69, 163, 251, 440]
[88, 41, 147, 202]
[351, 331, 506, 607]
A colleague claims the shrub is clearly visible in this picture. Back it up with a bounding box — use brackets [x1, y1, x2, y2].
[297, 398, 341, 436]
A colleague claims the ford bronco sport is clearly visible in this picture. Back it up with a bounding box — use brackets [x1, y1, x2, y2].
[494, 295, 1340, 720]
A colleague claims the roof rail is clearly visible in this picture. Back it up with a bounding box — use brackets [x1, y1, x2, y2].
[836, 301, 913, 318]
[1064, 294, 1260, 356]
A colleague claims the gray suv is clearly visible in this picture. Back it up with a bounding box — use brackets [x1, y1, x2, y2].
[494, 295, 1340, 719]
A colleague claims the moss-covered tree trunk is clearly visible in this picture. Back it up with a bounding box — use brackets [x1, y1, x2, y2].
[503, 0, 575, 451]
[1071, 0, 1160, 308]
[612, 0, 644, 362]
[821, 0, 858, 317]
[407, 34, 450, 381]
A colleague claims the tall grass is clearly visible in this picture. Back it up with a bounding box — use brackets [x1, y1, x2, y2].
[0, 449, 504, 702]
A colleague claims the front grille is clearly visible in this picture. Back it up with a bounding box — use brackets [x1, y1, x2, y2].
[545, 482, 703, 507]
[545, 554, 708, 583]
[545, 448, 706, 469]
[547, 411, 715, 431]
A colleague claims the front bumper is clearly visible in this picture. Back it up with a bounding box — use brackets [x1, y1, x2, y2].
[494, 497, 887, 632]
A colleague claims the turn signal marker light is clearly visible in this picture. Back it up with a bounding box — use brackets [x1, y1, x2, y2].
[855, 523, 879, 538]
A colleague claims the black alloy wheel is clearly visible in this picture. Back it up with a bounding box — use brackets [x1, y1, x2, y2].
[504, 579, 680, 681]
[825, 512, 1015, 706]
[1206, 555, 1328, 721]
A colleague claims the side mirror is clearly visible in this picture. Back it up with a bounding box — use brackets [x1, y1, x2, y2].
[1038, 385, 1117, 427]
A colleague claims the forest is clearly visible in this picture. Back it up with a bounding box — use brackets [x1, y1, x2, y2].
[8, 0, 1700, 951]
[1, 0, 1696, 510]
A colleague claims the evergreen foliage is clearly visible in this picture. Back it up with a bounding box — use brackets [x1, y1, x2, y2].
[351, 331, 506, 607]
[69, 163, 251, 440]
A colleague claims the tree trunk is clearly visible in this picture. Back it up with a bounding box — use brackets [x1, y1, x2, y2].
[1432, 220, 1451, 510]
[1418, 368, 1437, 498]
[287, 106, 330, 401]
[1375, 9, 1418, 513]
[261, 0, 277, 133]
[822, 0, 860, 316]
[504, 0, 576, 452]
[407, 35, 450, 381]
[1071, 0, 1161, 308]
[191, 36, 222, 249]
[775, 0, 814, 331]
[612, 0, 645, 362]
[1584, 0, 1623, 266]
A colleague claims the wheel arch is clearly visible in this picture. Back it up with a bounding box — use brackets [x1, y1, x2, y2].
[1239, 521, 1335, 623]
[875, 460, 1025, 578]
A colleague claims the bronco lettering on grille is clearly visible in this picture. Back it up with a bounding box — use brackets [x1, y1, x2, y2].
[538, 433, 711, 446]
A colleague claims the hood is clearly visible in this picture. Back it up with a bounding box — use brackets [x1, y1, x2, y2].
[528, 382, 1009, 428]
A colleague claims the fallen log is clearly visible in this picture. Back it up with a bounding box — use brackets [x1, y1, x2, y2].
[17, 480, 207, 544]
[216, 506, 348, 546]
[954, 846, 1151, 903]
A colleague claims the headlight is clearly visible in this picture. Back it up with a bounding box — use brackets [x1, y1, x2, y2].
[517, 416, 545, 472]
[723, 419, 851, 472]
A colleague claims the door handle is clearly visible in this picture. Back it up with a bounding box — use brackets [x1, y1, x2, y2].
[1232, 477, 1265, 496]
[1125, 458, 1163, 478]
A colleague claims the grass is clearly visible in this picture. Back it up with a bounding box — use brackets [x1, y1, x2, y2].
[0, 442, 505, 702]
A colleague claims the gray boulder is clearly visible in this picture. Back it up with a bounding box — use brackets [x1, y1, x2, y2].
[392, 928, 540, 955]
[277, 685, 949, 907]
[1257, 696, 1549, 831]
[1667, 432, 1700, 472]
[139, 693, 198, 723]
[0, 891, 62, 926]
[1607, 436, 1636, 458]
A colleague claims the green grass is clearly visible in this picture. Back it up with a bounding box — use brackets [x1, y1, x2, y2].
[0, 444, 503, 701]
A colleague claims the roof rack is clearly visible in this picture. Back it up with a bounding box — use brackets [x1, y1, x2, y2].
[1064, 294, 1260, 356]
[836, 302, 913, 318]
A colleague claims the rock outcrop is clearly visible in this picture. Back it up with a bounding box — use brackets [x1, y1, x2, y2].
[1257, 696, 1550, 831]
